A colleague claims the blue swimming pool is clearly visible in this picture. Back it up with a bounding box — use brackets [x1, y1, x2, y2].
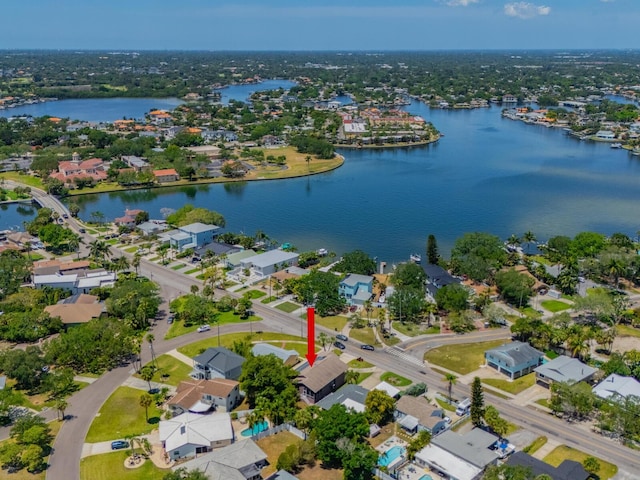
[378, 445, 405, 467]
[419, 475, 433, 480]
[240, 420, 269, 437]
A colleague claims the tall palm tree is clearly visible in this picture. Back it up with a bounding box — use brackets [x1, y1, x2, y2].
[606, 258, 627, 289]
[522, 230, 537, 255]
[132, 253, 142, 275]
[507, 234, 521, 248]
[444, 373, 457, 404]
[112, 256, 129, 274]
[139, 393, 153, 422]
[89, 240, 111, 267]
[54, 398, 68, 421]
[146, 333, 157, 368]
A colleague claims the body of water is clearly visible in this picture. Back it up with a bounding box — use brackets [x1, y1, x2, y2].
[216, 79, 297, 105]
[3, 80, 639, 264]
[0, 97, 184, 123]
[0, 202, 38, 231]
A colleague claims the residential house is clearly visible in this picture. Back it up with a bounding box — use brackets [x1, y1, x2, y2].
[44, 293, 104, 326]
[484, 342, 544, 379]
[251, 343, 299, 367]
[316, 384, 369, 413]
[162, 222, 221, 252]
[267, 471, 299, 480]
[592, 374, 640, 402]
[240, 250, 299, 277]
[534, 355, 597, 388]
[502, 94, 517, 103]
[224, 250, 257, 269]
[339, 274, 374, 306]
[49, 157, 107, 186]
[595, 130, 616, 140]
[373, 381, 401, 399]
[423, 264, 460, 297]
[506, 451, 589, 480]
[202, 129, 238, 143]
[137, 221, 168, 237]
[5, 231, 36, 250]
[122, 155, 149, 171]
[153, 168, 180, 183]
[190, 347, 245, 381]
[33, 270, 116, 294]
[414, 429, 505, 480]
[168, 378, 241, 414]
[172, 439, 267, 480]
[33, 259, 91, 276]
[395, 395, 447, 435]
[114, 208, 145, 228]
[297, 354, 348, 404]
[159, 411, 233, 461]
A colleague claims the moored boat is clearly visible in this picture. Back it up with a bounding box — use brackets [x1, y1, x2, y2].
[409, 253, 421, 264]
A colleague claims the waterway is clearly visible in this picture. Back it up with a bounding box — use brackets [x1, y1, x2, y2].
[3, 82, 640, 263]
[0, 202, 38, 231]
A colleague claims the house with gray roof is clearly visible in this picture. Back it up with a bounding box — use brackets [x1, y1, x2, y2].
[251, 343, 299, 367]
[225, 249, 258, 269]
[534, 355, 597, 388]
[137, 221, 168, 236]
[339, 274, 374, 306]
[316, 384, 369, 412]
[506, 451, 589, 480]
[240, 250, 299, 277]
[395, 395, 447, 435]
[167, 222, 221, 252]
[190, 347, 245, 381]
[484, 341, 544, 379]
[267, 470, 299, 480]
[174, 439, 267, 480]
[593, 374, 640, 402]
[159, 411, 233, 461]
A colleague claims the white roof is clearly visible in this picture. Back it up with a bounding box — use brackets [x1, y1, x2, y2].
[159, 412, 233, 453]
[34, 274, 77, 285]
[374, 381, 400, 398]
[241, 250, 299, 269]
[342, 398, 365, 413]
[180, 222, 221, 234]
[593, 374, 640, 401]
[415, 444, 481, 480]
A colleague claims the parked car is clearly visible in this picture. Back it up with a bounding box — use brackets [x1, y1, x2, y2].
[197, 324, 211, 333]
[62, 213, 69, 219]
[111, 440, 129, 450]
[336, 334, 348, 341]
[78, 228, 86, 233]
[333, 341, 346, 350]
[167, 314, 175, 324]
[360, 344, 375, 351]
[191, 257, 201, 263]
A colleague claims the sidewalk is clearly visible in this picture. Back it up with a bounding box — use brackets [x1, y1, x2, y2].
[165, 349, 194, 366]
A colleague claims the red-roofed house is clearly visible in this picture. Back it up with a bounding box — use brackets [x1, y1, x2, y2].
[153, 168, 180, 183]
[49, 157, 107, 186]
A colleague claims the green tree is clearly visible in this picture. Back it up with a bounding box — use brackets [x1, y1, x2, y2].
[426, 234, 439, 265]
[583, 456, 600, 476]
[483, 405, 509, 438]
[444, 373, 457, 404]
[435, 283, 469, 313]
[139, 365, 157, 391]
[345, 370, 360, 385]
[392, 262, 426, 289]
[406, 430, 431, 461]
[0, 250, 31, 300]
[330, 250, 376, 275]
[11, 414, 52, 448]
[88, 239, 112, 266]
[20, 444, 45, 473]
[313, 404, 369, 468]
[364, 389, 395, 425]
[165, 204, 225, 228]
[139, 392, 153, 422]
[450, 232, 506, 282]
[388, 286, 428, 323]
[470, 376, 485, 427]
[495, 269, 535, 307]
[163, 467, 209, 480]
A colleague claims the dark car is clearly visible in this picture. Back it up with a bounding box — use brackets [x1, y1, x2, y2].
[62, 213, 69, 219]
[360, 344, 375, 351]
[334, 341, 346, 350]
[78, 228, 86, 233]
[336, 334, 348, 342]
[111, 440, 129, 450]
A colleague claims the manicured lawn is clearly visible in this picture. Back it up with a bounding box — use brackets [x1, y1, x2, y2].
[275, 301, 300, 313]
[0, 171, 44, 188]
[535, 398, 550, 408]
[543, 446, 617, 480]
[184, 267, 200, 274]
[348, 358, 374, 368]
[264, 340, 309, 356]
[178, 332, 307, 358]
[523, 436, 547, 455]
[256, 431, 301, 477]
[85, 386, 163, 443]
[164, 310, 262, 340]
[482, 373, 535, 395]
[316, 315, 348, 332]
[170, 263, 187, 270]
[260, 296, 278, 304]
[380, 371, 412, 387]
[521, 307, 543, 318]
[545, 350, 559, 360]
[618, 324, 640, 338]
[348, 327, 379, 346]
[79, 451, 165, 480]
[529, 255, 551, 266]
[124, 246, 139, 253]
[356, 372, 373, 384]
[392, 322, 439, 336]
[245, 289, 266, 299]
[436, 398, 457, 412]
[134, 354, 192, 387]
[424, 339, 507, 375]
[540, 300, 571, 312]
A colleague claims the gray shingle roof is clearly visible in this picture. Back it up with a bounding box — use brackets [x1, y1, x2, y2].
[432, 428, 498, 468]
[507, 452, 589, 480]
[485, 341, 543, 368]
[534, 355, 597, 384]
[194, 347, 245, 375]
[316, 384, 369, 410]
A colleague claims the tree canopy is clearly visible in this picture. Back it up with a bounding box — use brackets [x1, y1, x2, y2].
[166, 204, 226, 227]
[331, 250, 377, 276]
[450, 232, 506, 282]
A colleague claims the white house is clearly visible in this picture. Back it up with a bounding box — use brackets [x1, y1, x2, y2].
[174, 440, 268, 480]
[161, 222, 221, 252]
[33, 270, 116, 294]
[593, 374, 640, 402]
[159, 411, 233, 461]
[240, 250, 299, 277]
[595, 130, 615, 140]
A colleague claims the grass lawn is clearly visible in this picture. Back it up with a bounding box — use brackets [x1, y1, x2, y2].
[521, 307, 543, 318]
[535, 398, 550, 408]
[380, 371, 412, 387]
[523, 436, 547, 455]
[0, 171, 44, 188]
[392, 322, 439, 337]
[260, 296, 278, 304]
[184, 267, 200, 274]
[256, 431, 300, 477]
[368, 423, 396, 448]
[79, 451, 165, 480]
[316, 315, 348, 332]
[124, 246, 139, 253]
[617, 324, 640, 338]
[356, 372, 373, 384]
[170, 263, 187, 270]
[178, 332, 308, 358]
[482, 373, 535, 395]
[543, 446, 617, 480]
[245, 289, 266, 299]
[436, 398, 457, 412]
[545, 350, 559, 360]
[529, 255, 551, 266]
[348, 358, 374, 368]
[85, 386, 163, 443]
[164, 311, 262, 340]
[134, 354, 192, 387]
[424, 339, 507, 375]
[348, 327, 379, 346]
[540, 300, 571, 313]
[298, 464, 343, 480]
[275, 301, 301, 313]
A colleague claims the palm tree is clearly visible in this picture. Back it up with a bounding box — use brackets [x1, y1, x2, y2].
[318, 332, 330, 351]
[67, 235, 80, 259]
[139, 393, 153, 422]
[146, 333, 157, 368]
[444, 373, 457, 404]
[606, 258, 626, 289]
[89, 240, 111, 266]
[522, 230, 537, 255]
[305, 155, 312, 169]
[132, 253, 142, 275]
[507, 234, 521, 248]
[113, 256, 130, 274]
[345, 370, 360, 384]
[54, 398, 68, 421]
[139, 365, 156, 391]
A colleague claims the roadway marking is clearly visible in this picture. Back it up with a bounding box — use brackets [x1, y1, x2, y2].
[384, 347, 425, 367]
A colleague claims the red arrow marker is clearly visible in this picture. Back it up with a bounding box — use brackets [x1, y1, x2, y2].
[306, 307, 317, 367]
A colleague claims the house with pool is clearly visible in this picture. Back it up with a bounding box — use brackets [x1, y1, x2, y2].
[159, 411, 233, 461]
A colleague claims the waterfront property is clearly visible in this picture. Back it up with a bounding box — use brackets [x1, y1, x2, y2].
[239, 249, 299, 277]
[484, 341, 544, 380]
[190, 347, 246, 381]
[153, 168, 180, 183]
[297, 354, 347, 404]
[423, 264, 460, 297]
[534, 355, 597, 388]
[159, 411, 233, 461]
[161, 222, 221, 252]
[339, 273, 374, 306]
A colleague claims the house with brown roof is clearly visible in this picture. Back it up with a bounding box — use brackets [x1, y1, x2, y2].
[395, 395, 447, 435]
[153, 168, 180, 183]
[44, 294, 104, 325]
[297, 354, 347, 404]
[49, 157, 107, 186]
[33, 259, 91, 276]
[168, 378, 241, 414]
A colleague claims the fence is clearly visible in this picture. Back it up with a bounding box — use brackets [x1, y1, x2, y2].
[249, 422, 306, 441]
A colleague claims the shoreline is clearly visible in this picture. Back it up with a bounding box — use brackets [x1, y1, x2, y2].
[334, 135, 440, 150]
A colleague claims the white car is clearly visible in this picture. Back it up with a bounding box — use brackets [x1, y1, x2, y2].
[197, 325, 210, 333]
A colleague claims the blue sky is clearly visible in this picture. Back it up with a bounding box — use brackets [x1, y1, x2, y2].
[1, 0, 638, 50]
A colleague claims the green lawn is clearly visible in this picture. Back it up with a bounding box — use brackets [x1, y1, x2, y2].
[523, 436, 547, 455]
[276, 302, 301, 313]
[316, 315, 348, 332]
[178, 332, 307, 358]
[170, 263, 187, 270]
[245, 289, 266, 299]
[380, 371, 412, 387]
[529, 255, 551, 266]
[535, 398, 550, 408]
[424, 339, 507, 375]
[521, 307, 543, 318]
[134, 354, 192, 387]
[618, 324, 640, 339]
[85, 386, 163, 443]
[392, 322, 439, 337]
[540, 300, 571, 313]
[164, 310, 262, 340]
[482, 373, 535, 395]
[543, 446, 617, 480]
[348, 358, 374, 368]
[80, 451, 166, 480]
[435, 398, 457, 412]
[124, 246, 139, 253]
[349, 327, 379, 346]
[261, 296, 278, 304]
[0, 171, 44, 188]
[184, 267, 200, 274]
[356, 372, 373, 384]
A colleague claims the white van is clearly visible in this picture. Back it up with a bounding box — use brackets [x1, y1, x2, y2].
[455, 397, 471, 416]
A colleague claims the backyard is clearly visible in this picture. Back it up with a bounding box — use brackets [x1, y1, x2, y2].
[540, 300, 571, 313]
[543, 445, 617, 479]
[133, 354, 192, 387]
[424, 339, 507, 375]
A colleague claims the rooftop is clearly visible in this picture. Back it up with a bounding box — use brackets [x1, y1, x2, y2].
[593, 374, 640, 401]
[297, 354, 347, 393]
[340, 273, 374, 287]
[534, 355, 597, 384]
[159, 412, 233, 453]
[193, 347, 245, 374]
[242, 249, 299, 269]
[432, 428, 499, 468]
[179, 222, 222, 234]
[485, 341, 543, 367]
[316, 384, 369, 411]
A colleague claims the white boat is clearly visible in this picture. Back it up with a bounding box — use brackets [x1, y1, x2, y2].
[611, 143, 622, 149]
[317, 248, 328, 256]
[409, 253, 422, 264]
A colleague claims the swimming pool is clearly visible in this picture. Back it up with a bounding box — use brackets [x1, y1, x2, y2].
[378, 445, 405, 467]
[419, 475, 433, 480]
[240, 420, 269, 437]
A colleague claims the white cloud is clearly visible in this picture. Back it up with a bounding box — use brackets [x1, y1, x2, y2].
[504, 2, 551, 19]
[446, 0, 479, 6]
